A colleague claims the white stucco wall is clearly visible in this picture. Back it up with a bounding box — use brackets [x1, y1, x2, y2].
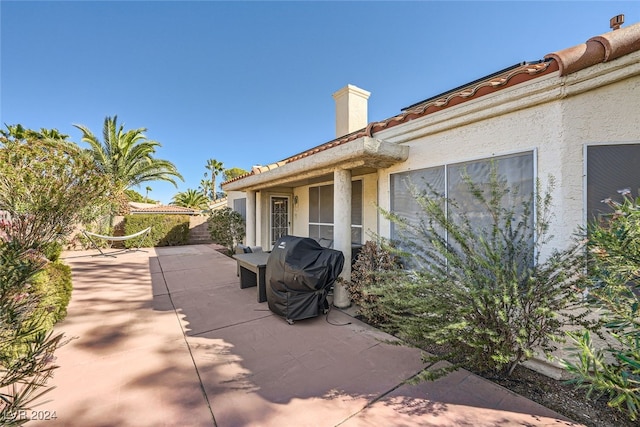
[225, 191, 243, 208]
[292, 186, 308, 237]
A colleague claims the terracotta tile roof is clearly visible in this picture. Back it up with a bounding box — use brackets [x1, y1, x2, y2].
[546, 21, 640, 75]
[368, 61, 556, 134]
[223, 21, 640, 186]
[251, 162, 287, 174]
[130, 205, 200, 214]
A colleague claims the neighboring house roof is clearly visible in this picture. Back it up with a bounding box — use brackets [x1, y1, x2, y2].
[129, 202, 161, 210]
[209, 197, 229, 211]
[222, 21, 640, 189]
[129, 205, 201, 215]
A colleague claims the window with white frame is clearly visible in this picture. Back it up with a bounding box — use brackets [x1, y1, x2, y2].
[390, 151, 534, 265]
[308, 180, 363, 245]
[586, 144, 640, 223]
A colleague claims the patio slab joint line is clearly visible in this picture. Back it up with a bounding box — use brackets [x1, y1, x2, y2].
[334, 366, 433, 426]
[191, 313, 274, 336]
[157, 255, 218, 427]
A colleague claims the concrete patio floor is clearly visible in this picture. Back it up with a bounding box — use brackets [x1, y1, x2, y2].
[31, 244, 583, 427]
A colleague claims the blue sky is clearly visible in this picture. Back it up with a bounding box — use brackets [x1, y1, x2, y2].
[2, 1, 639, 204]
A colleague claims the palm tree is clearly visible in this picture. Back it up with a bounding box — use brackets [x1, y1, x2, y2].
[205, 159, 224, 201]
[171, 189, 209, 210]
[145, 186, 152, 203]
[199, 179, 211, 200]
[74, 116, 183, 193]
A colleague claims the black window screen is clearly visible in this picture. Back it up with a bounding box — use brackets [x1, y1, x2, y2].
[587, 144, 640, 222]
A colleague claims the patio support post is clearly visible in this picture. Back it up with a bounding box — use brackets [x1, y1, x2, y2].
[246, 190, 256, 247]
[333, 168, 352, 308]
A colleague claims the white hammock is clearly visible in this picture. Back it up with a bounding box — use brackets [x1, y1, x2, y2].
[82, 227, 152, 257]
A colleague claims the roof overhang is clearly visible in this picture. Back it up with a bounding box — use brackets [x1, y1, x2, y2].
[223, 136, 408, 191]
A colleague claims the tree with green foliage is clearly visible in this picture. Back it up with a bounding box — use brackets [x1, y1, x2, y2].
[74, 116, 183, 212]
[222, 167, 249, 182]
[0, 137, 112, 249]
[199, 179, 211, 200]
[0, 242, 65, 424]
[205, 159, 224, 201]
[197, 161, 246, 202]
[124, 189, 146, 203]
[0, 131, 111, 422]
[562, 189, 640, 421]
[207, 207, 245, 255]
[171, 189, 209, 210]
[372, 169, 586, 379]
[1, 124, 69, 141]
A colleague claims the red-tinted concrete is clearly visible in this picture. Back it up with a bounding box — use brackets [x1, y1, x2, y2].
[29, 245, 583, 427]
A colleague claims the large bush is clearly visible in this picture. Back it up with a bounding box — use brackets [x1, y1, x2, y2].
[0, 137, 111, 249]
[41, 241, 63, 263]
[1, 260, 72, 362]
[373, 169, 586, 379]
[562, 190, 640, 421]
[207, 207, 245, 255]
[32, 262, 73, 326]
[345, 241, 400, 326]
[0, 132, 109, 420]
[0, 242, 65, 424]
[122, 214, 190, 248]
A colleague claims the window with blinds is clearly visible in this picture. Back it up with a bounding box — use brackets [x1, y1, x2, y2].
[390, 152, 534, 267]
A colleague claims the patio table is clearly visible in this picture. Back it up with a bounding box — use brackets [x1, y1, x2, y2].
[232, 252, 270, 303]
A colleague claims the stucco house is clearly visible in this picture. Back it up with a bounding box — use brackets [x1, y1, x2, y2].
[222, 20, 640, 312]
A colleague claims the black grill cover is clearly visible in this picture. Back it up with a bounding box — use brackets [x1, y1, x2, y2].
[266, 236, 344, 322]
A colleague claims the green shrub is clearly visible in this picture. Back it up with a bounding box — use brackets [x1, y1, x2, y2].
[0, 135, 111, 248]
[122, 214, 190, 248]
[0, 131, 106, 419]
[2, 260, 72, 362]
[0, 242, 64, 421]
[562, 190, 640, 421]
[33, 262, 73, 325]
[375, 169, 586, 379]
[207, 207, 245, 255]
[41, 241, 63, 262]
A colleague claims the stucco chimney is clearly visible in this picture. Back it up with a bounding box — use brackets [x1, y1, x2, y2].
[332, 84, 370, 138]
